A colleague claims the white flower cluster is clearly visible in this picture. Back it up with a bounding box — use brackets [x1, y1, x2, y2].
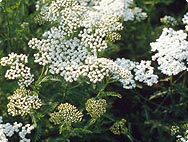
[0, 116, 34, 142]
[40, 0, 87, 32]
[160, 15, 178, 26]
[114, 58, 158, 88]
[28, 0, 152, 89]
[150, 28, 188, 76]
[82, 57, 136, 87]
[7, 88, 42, 116]
[84, 0, 133, 24]
[0, 53, 34, 87]
[134, 60, 158, 86]
[183, 12, 188, 31]
[114, 58, 136, 89]
[132, 7, 147, 21]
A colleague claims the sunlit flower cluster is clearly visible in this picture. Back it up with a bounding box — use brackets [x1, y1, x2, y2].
[83, 0, 134, 26]
[0, 116, 34, 142]
[110, 119, 128, 135]
[7, 88, 42, 116]
[50, 103, 83, 125]
[40, 0, 87, 31]
[0, 53, 34, 87]
[27, 0, 150, 89]
[85, 98, 107, 118]
[150, 28, 188, 76]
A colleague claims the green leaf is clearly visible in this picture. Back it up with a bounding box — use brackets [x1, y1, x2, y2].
[149, 91, 167, 100]
[34, 123, 42, 142]
[100, 91, 122, 99]
[70, 128, 93, 137]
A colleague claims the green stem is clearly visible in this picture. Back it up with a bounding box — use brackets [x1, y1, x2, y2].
[97, 77, 114, 97]
[84, 118, 96, 129]
[35, 65, 47, 86]
[174, 71, 186, 84]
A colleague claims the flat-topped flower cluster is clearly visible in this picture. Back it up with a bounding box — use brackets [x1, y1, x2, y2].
[27, 0, 157, 89]
[0, 116, 34, 142]
[0, 53, 34, 87]
[7, 88, 42, 116]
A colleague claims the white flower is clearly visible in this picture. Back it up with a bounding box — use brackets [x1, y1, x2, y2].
[0, 116, 34, 142]
[150, 28, 188, 76]
[0, 53, 34, 87]
[183, 12, 188, 31]
[160, 15, 177, 26]
[134, 60, 158, 86]
[132, 7, 147, 21]
[114, 58, 158, 87]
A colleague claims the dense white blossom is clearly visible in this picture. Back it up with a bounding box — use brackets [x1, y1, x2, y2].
[134, 60, 158, 86]
[150, 28, 188, 76]
[28, 0, 151, 89]
[0, 116, 34, 142]
[115, 58, 158, 87]
[82, 0, 133, 27]
[83, 57, 113, 83]
[0, 53, 34, 87]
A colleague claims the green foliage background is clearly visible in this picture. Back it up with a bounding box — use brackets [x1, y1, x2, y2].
[0, 0, 188, 142]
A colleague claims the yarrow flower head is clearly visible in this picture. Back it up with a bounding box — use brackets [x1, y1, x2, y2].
[49, 103, 83, 125]
[134, 60, 158, 86]
[110, 119, 128, 135]
[0, 116, 35, 142]
[7, 88, 42, 116]
[114, 58, 158, 88]
[160, 15, 178, 26]
[28, 0, 149, 89]
[150, 28, 188, 76]
[0, 53, 34, 87]
[85, 98, 107, 118]
[132, 7, 147, 21]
